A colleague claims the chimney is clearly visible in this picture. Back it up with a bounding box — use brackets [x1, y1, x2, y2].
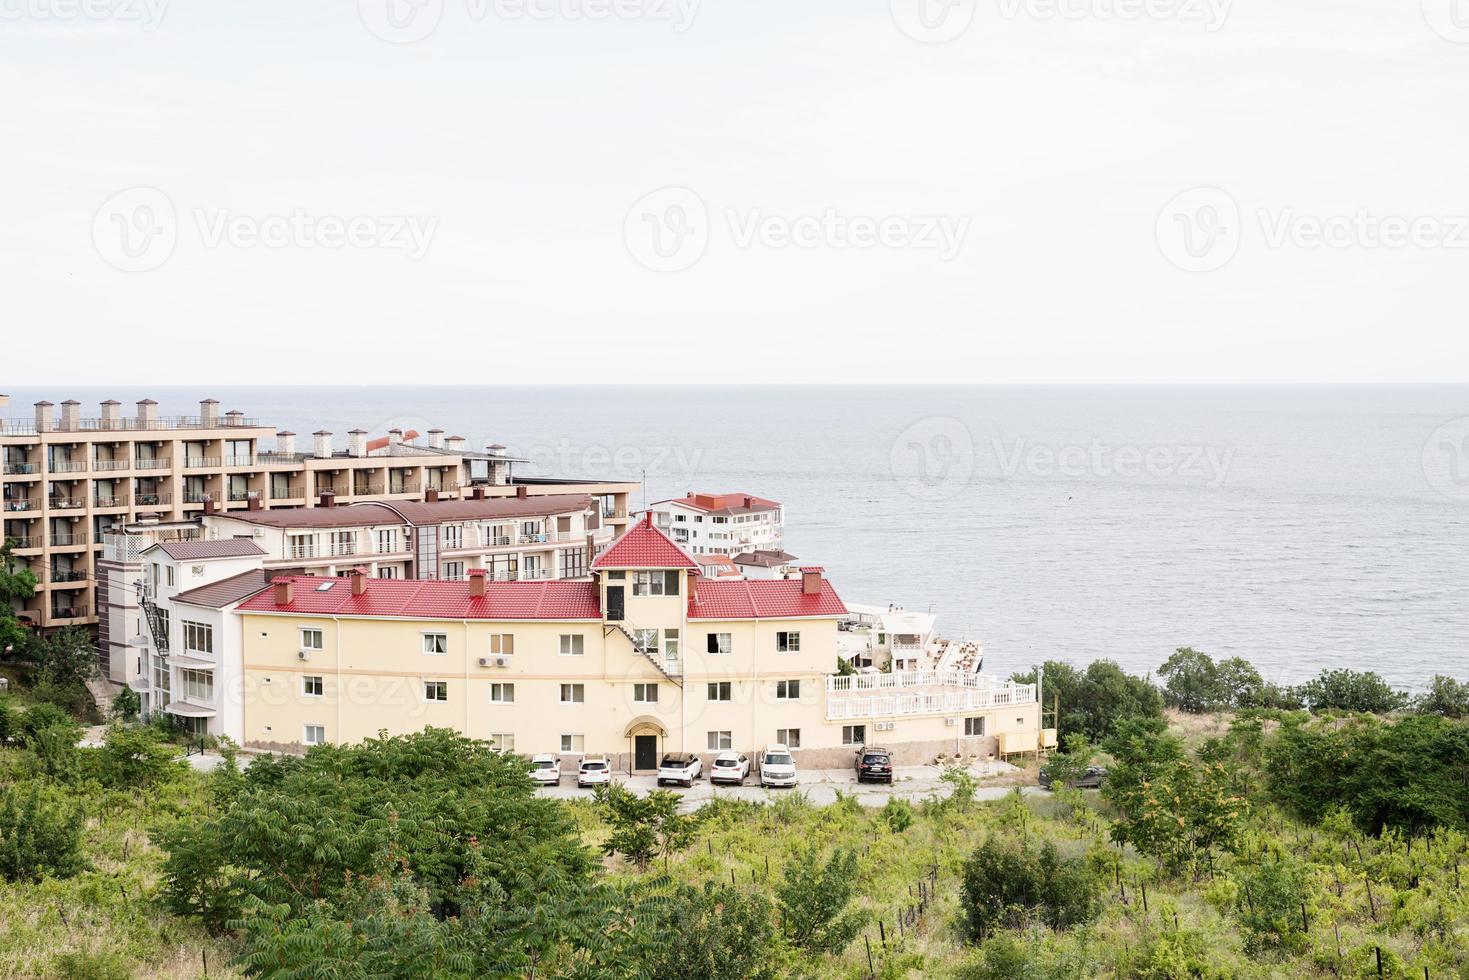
[99, 400, 121, 429]
[313, 430, 332, 459]
[59, 400, 81, 430]
[468, 568, 487, 598]
[33, 401, 53, 433]
[427, 428, 444, 449]
[387, 428, 403, 447]
[247, 494, 263, 511]
[274, 579, 294, 605]
[424, 487, 439, 502]
[349, 567, 368, 596]
[445, 435, 465, 452]
[276, 431, 296, 456]
[136, 399, 158, 427]
[744, 496, 754, 508]
[687, 569, 700, 602]
[224, 410, 244, 427]
[203, 498, 217, 515]
[319, 491, 336, 508]
[200, 399, 219, 427]
[347, 429, 367, 458]
[516, 485, 528, 500]
[801, 568, 822, 596]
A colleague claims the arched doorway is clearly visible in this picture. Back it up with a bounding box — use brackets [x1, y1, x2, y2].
[624, 717, 667, 774]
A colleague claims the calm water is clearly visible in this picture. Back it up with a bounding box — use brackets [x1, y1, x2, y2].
[9, 385, 1467, 689]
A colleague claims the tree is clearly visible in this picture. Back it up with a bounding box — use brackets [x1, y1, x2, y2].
[959, 835, 1100, 940]
[0, 538, 38, 658]
[1234, 857, 1310, 954]
[1013, 660, 1164, 743]
[0, 782, 87, 882]
[1215, 657, 1266, 708]
[641, 881, 782, 980]
[111, 685, 141, 722]
[1296, 669, 1406, 714]
[595, 784, 699, 871]
[1416, 675, 1469, 718]
[1157, 647, 1224, 713]
[97, 724, 186, 790]
[776, 845, 866, 954]
[26, 627, 99, 714]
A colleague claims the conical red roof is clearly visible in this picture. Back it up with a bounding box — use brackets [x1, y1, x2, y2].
[591, 513, 699, 570]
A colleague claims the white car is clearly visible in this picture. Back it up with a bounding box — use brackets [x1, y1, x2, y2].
[529, 753, 562, 786]
[709, 751, 751, 785]
[657, 752, 703, 788]
[577, 756, 612, 788]
[760, 744, 798, 788]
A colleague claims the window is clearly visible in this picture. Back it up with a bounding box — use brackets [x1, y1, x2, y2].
[443, 524, 463, 548]
[560, 733, 585, 754]
[442, 560, 464, 580]
[180, 668, 213, 702]
[490, 633, 515, 656]
[776, 728, 802, 748]
[182, 620, 213, 655]
[559, 547, 587, 578]
[424, 680, 448, 702]
[165, 566, 175, 587]
[302, 675, 323, 697]
[776, 631, 801, 652]
[842, 725, 866, 746]
[633, 682, 658, 703]
[376, 528, 398, 553]
[378, 566, 399, 579]
[664, 628, 680, 658]
[607, 570, 625, 580]
[632, 570, 681, 596]
[776, 679, 801, 701]
[964, 717, 986, 737]
[706, 632, 732, 655]
[707, 681, 732, 702]
[489, 732, 516, 753]
[422, 632, 448, 655]
[559, 634, 584, 657]
[330, 531, 354, 556]
[300, 628, 324, 651]
[490, 682, 515, 704]
[632, 628, 658, 653]
[560, 683, 585, 704]
[707, 730, 733, 751]
[287, 534, 315, 559]
[303, 725, 325, 746]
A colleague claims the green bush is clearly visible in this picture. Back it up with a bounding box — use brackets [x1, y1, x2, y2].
[109, 686, 141, 722]
[1012, 660, 1163, 743]
[1296, 669, 1407, 714]
[0, 781, 87, 882]
[96, 724, 185, 790]
[776, 844, 866, 954]
[641, 881, 782, 980]
[959, 835, 1100, 940]
[19, 702, 81, 745]
[1234, 857, 1310, 954]
[1415, 675, 1469, 718]
[51, 950, 133, 980]
[595, 783, 699, 870]
[880, 796, 913, 833]
[0, 696, 12, 746]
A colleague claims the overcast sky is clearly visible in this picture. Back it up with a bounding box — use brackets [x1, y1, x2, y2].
[3, 0, 1467, 385]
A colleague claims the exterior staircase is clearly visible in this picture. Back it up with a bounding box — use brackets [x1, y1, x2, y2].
[606, 621, 683, 687]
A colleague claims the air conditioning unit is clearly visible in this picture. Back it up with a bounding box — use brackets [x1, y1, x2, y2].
[252, 528, 265, 537]
[944, 717, 959, 727]
[297, 651, 310, 661]
[875, 721, 895, 732]
[478, 656, 509, 668]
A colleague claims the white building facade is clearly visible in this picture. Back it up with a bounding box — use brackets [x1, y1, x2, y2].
[649, 492, 784, 557]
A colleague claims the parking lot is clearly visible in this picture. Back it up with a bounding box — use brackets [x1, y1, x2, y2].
[536, 760, 1041, 811]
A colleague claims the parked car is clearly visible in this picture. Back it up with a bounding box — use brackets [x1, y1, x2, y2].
[577, 756, 612, 788]
[657, 752, 703, 787]
[529, 753, 562, 786]
[709, 751, 751, 785]
[759, 744, 798, 788]
[1039, 765, 1108, 790]
[854, 746, 894, 784]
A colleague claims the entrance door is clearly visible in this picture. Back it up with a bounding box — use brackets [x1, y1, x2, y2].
[634, 735, 658, 771]
[606, 585, 625, 622]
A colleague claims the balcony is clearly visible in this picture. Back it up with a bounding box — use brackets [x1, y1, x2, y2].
[3, 498, 37, 513]
[48, 496, 86, 511]
[49, 602, 90, 622]
[182, 490, 211, 504]
[134, 492, 171, 507]
[287, 546, 318, 561]
[1, 415, 261, 434]
[6, 536, 38, 550]
[270, 484, 305, 500]
[184, 457, 222, 469]
[93, 494, 129, 508]
[3, 461, 38, 475]
[47, 459, 87, 474]
[329, 541, 359, 557]
[133, 457, 171, 470]
[92, 458, 132, 472]
[258, 452, 308, 465]
[227, 489, 257, 503]
[50, 568, 88, 585]
[352, 484, 384, 496]
[50, 531, 90, 548]
[517, 568, 551, 581]
[824, 672, 1038, 722]
[224, 454, 258, 467]
[388, 482, 420, 495]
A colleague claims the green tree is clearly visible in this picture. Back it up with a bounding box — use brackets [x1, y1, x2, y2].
[959, 835, 1101, 940]
[1234, 857, 1310, 954]
[1215, 657, 1266, 708]
[1013, 660, 1164, 743]
[1157, 647, 1225, 713]
[26, 627, 98, 714]
[97, 723, 186, 789]
[0, 782, 87, 882]
[1416, 675, 1469, 718]
[641, 881, 782, 980]
[595, 784, 699, 871]
[1296, 669, 1406, 714]
[776, 845, 866, 955]
[0, 538, 39, 657]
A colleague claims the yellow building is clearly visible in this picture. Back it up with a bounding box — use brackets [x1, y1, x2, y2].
[235, 516, 1041, 768]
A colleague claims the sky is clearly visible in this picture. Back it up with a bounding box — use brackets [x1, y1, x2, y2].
[2, 0, 1467, 385]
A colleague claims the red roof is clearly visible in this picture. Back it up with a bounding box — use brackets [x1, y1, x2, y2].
[237, 577, 601, 620]
[655, 492, 781, 515]
[591, 513, 699, 570]
[688, 578, 847, 620]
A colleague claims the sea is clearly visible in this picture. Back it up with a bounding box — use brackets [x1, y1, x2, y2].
[8, 385, 1467, 691]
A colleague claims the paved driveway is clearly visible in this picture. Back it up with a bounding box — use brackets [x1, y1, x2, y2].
[537, 763, 1040, 810]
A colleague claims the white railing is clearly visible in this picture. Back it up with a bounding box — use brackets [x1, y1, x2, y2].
[825, 672, 1036, 721]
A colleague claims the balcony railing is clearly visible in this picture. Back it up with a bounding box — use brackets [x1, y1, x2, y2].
[133, 457, 171, 470]
[47, 460, 86, 474]
[134, 492, 171, 507]
[329, 541, 359, 557]
[50, 531, 90, 547]
[50, 568, 88, 584]
[7, 536, 38, 549]
[388, 482, 420, 494]
[288, 546, 317, 560]
[182, 490, 211, 504]
[49, 603, 90, 620]
[3, 499, 37, 512]
[1, 415, 261, 434]
[49, 497, 86, 510]
[92, 458, 132, 471]
[824, 672, 1037, 721]
[227, 489, 256, 502]
[517, 568, 550, 581]
[224, 454, 258, 467]
[270, 485, 305, 499]
[184, 457, 222, 469]
[93, 495, 129, 508]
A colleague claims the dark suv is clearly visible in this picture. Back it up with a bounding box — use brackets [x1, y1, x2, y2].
[855, 746, 894, 784]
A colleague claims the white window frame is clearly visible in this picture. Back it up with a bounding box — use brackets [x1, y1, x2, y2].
[303, 724, 325, 746]
[302, 675, 324, 698]
[300, 627, 324, 652]
[489, 682, 515, 704]
[707, 730, 733, 751]
[182, 620, 213, 656]
[707, 681, 732, 702]
[777, 631, 801, 653]
[964, 716, 986, 737]
[423, 680, 448, 702]
[776, 679, 801, 701]
[632, 682, 658, 704]
[422, 632, 449, 656]
[559, 634, 584, 657]
[489, 732, 516, 753]
[842, 724, 866, 746]
[776, 728, 801, 748]
[559, 683, 585, 704]
[560, 733, 585, 754]
[489, 633, 515, 656]
[707, 632, 732, 656]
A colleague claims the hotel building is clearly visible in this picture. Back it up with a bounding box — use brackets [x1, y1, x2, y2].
[649, 492, 784, 557]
